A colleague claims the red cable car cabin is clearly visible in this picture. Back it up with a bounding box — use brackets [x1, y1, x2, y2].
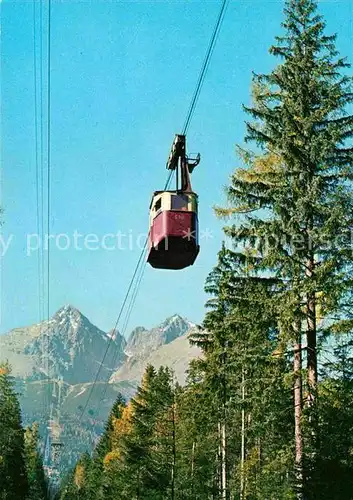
[147, 134, 200, 270]
[148, 190, 199, 270]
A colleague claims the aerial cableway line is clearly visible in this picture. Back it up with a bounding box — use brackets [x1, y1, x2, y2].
[79, 0, 228, 422]
[33, 0, 61, 492]
[147, 0, 228, 270]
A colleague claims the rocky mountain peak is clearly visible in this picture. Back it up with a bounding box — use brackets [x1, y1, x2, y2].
[128, 326, 148, 342]
[111, 314, 201, 385]
[1, 308, 201, 473]
[0, 308, 197, 386]
[124, 314, 194, 359]
[46, 305, 98, 350]
[54, 304, 81, 318]
[52, 304, 87, 329]
[162, 314, 196, 329]
[1, 306, 127, 384]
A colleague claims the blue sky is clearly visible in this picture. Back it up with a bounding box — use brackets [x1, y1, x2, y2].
[1, 0, 352, 335]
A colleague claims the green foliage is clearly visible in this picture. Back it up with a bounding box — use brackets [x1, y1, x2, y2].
[118, 365, 175, 499]
[56, 1, 353, 499]
[24, 423, 48, 500]
[59, 453, 93, 500]
[191, 245, 295, 499]
[0, 363, 28, 500]
[212, 0, 353, 496]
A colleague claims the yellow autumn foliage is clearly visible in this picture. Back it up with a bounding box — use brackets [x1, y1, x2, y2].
[236, 152, 283, 186]
[74, 464, 85, 490]
[243, 446, 260, 474]
[0, 365, 10, 376]
[271, 347, 283, 358]
[103, 450, 121, 467]
[110, 402, 134, 452]
[300, 291, 325, 324]
[316, 291, 325, 324]
[215, 152, 284, 218]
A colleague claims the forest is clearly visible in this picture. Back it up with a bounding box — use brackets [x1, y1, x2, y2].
[1, 0, 353, 498]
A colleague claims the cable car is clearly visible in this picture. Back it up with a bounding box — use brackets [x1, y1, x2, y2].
[147, 134, 200, 270]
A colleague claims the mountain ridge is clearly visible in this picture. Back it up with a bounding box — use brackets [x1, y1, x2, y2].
[0, 305, 201, 385]
[0, 304, 127, 383]
[0, 305, 201, 473]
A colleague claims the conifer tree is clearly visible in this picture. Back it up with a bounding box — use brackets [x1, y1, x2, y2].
[192, 246, 294, 499]
[102, 401, 133, 499]
[216, 0, 353, 494]
[95, 394, 126, 461]
[310, 340, 353, 498]
[59, 453, 93, 500]
[0, 363, 28, 500]
[122, 365, 175, 499]
[174, 362, 227, 499]
[88, 394, 126, 498]
[24, 423, 48, 500]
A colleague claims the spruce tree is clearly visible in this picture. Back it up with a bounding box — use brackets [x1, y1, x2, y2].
[191, 246, 294, 499]
[24, 423, 48, 500]
[0, 363, 28, 499]
[102, 402, 133, 499]
[88, 394, 126, 498]
[311, 339, 353, 498]
[59, 453, 92, 500]
[217, 0, 353, 495]
[95, 393, 126, 461]
[121, 365, 175, 499]
[174, 364, 221, 499]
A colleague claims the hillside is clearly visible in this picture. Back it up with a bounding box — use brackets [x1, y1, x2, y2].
[0, 306, 201, 472]
[0, 305, 127, 383]
[111, 331, 200, 385]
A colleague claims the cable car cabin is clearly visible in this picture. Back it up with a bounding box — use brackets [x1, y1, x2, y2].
[147, 134, 200, 270]
[147, 190, 199, 270]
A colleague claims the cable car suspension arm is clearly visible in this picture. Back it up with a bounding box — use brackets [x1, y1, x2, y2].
[166, 134, 200, 192]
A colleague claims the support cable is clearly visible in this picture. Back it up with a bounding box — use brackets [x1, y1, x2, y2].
[79, 170, 172, 422]
[47, 1, 53, 427]
[34, 0, 52, 467]
[99, 258, 147, 404]
[182, 0, 228, 135]
[77, 0, 228, 422]
[78, 241, 147, 422]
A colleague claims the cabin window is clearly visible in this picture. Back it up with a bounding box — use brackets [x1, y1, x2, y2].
[171, 194, 188, 210]
[154, 198, 162, 212]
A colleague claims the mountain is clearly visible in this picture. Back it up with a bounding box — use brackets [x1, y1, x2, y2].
[125, 314, 195, 358]
[0, 305, 126, 384]
[111, 315, 200, 385]
[0, 307, 201, 474]
[16, 377, 137, 474]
